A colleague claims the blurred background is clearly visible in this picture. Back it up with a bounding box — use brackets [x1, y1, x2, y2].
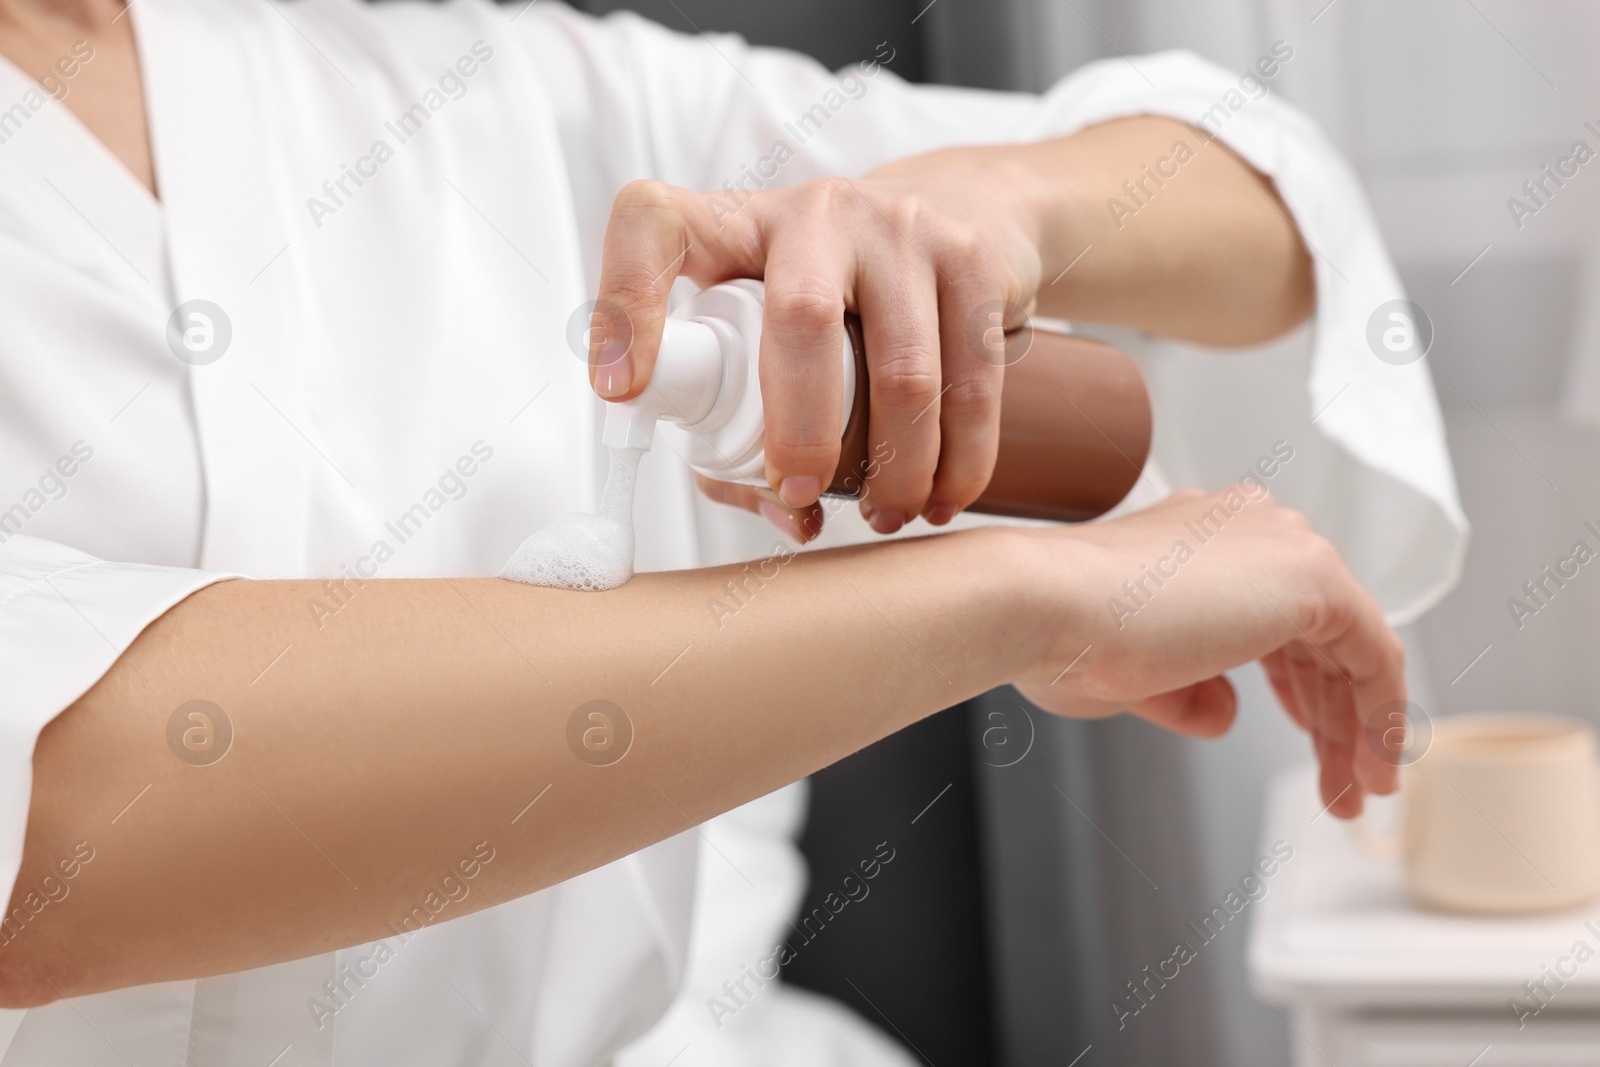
[532, 0, 1596, 1063]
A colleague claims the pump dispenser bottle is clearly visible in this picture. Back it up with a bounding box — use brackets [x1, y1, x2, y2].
[604, 279, 1152, 523]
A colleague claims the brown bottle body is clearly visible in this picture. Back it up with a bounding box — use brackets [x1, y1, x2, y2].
[828, 321, 1152, 523]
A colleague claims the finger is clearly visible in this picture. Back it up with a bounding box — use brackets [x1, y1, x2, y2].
[592, 180, 760, 400]
[1297, 570, 1408, 797]
[1310, 657, 1358, 753]
[1311, 660, 1363, 813]
[1285, 644, 1326, 739]
[926, 254, 1010, 525]
[854, 242, 943, 532]
[1260, 650, 1309, 732]
[1314, 729, 1363, 819]
[1353, 634, 1408, 797]
[1280, 640, 1356, 815]
[692, 473, 824, 544]
[1128, 675, 1238, 739]
[1286, 641, 1357, 810]
[758, 220, 856, 510]
[1276, 642, 1320, 738]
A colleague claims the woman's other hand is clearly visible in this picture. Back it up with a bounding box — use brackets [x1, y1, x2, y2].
[1012, 487, 1405, 819]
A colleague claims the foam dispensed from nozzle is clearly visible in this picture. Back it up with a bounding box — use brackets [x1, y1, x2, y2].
[500, 445, 646, 591]
[502, 318, 728, 592]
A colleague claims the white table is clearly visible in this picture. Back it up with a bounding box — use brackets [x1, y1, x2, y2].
[1249, 765, 1600, 1066]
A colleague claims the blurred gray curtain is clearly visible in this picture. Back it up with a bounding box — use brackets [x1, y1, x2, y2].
[922, 0, 1269, 93]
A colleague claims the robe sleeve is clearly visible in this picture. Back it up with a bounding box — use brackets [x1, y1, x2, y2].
[517, 4, 1467, 622]
[0, 534, 234, 915]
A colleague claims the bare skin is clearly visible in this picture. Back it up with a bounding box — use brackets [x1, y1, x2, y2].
[0, 0, 1392, 1012]
[7, 492, 1402, 1007]
[0, 0, 153, 194]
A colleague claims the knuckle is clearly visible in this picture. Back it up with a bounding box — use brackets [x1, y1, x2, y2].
[767, 283, 844, 339]
[940, 373, 999, 419]
[888, 195, 929, 232]
[613, 178, 677, 215]
[939, 224, 984, 266]
[804, 176, 855, 211]
[764, 428, 838, 464]
[605, 275, 665, 311]
[1306, 534, 1344, 575]
[872, 353, 941, 409]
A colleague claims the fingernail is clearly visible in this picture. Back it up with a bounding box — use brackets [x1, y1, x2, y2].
[595, 345, 632, 399]
[868, 509, 905, 535]
[925, 504, 958, 526]
[778, 475, 821, 508]
[759, 500, 798, 542]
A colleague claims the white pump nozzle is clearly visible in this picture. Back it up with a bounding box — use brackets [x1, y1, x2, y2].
[601, 318, 725, 450]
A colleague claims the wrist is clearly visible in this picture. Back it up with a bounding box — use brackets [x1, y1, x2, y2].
[963, 525, 1099, 678]
[1003, 140, 1095, 293]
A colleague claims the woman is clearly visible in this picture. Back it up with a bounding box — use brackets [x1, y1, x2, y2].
[0, 0, 1461, 1062]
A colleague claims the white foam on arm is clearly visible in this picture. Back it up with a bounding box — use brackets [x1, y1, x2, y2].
[499, 447, 645, 592]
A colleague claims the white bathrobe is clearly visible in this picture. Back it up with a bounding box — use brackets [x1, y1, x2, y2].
[0, 0, 1464, 1063]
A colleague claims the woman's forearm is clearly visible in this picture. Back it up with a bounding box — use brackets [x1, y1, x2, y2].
[3, 528, 1044, 1005]
[4, 484, 1413, 1007]
[1014, 116, 1314, 345]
